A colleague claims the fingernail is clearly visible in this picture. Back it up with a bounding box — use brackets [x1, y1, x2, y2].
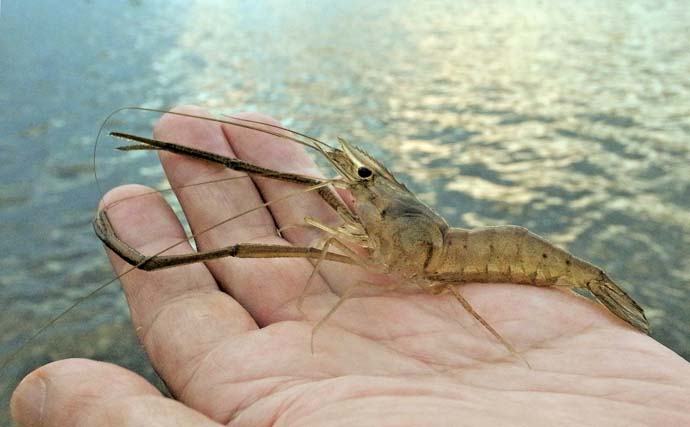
[11, 374, 47, 425]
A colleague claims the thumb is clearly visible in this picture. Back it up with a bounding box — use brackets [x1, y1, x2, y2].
[11, 359, 222, 427]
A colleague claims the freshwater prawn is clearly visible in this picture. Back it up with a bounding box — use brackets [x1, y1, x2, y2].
[92, 108, 650, 364]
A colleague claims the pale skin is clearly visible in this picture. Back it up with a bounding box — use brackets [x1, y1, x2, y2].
[11, 107, 690, 426]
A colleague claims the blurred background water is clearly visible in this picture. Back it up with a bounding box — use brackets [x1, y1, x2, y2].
[1, 0, 689, 423]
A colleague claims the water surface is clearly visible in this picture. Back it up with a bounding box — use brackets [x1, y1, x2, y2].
[1, 0, 689, 422]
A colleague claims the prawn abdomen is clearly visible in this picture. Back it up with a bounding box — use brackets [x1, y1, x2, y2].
[430, 226, 577, 284]
[426, 226, 649, 333]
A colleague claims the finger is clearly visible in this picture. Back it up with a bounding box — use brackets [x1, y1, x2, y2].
[99, 185, 257, 396]
[11, 359, 223, 427]
[223, 112, 342, 247]
[154, 106, 276, 247]
[154, 106, 334, 323]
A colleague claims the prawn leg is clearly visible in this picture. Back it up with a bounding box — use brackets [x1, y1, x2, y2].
[295, 221, 375, 319]
[444, 284, 529, 367]
[310, 280, 400, 354]
[110, 132, 357, 225]
[93, 209, 355, 270]
[310, 282, 362, 354]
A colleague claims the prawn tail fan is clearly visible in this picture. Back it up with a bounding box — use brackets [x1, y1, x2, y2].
[587, 277, 649, 334]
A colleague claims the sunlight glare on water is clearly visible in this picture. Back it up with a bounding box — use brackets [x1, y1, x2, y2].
[1, 1, 688, 422]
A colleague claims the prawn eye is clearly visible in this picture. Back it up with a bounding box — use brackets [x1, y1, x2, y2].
[357, 166, 373, 179]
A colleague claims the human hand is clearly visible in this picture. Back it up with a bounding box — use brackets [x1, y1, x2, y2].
[12, 107, 690, 426]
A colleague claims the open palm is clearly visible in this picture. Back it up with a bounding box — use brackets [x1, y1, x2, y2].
[12, 107, 690, 426]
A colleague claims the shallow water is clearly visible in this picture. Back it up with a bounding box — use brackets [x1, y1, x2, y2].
[1, 0, 689, 422]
